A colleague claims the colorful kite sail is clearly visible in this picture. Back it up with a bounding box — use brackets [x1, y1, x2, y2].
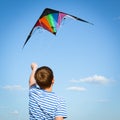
[23, 8, 93, 48]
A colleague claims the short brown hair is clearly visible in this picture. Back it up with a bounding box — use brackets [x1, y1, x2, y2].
[34, 66, 54, 89]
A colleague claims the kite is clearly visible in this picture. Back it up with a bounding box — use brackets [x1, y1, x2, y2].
[23, 8, 93, 48]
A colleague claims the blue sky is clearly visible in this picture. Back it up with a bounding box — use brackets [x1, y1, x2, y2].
[0, 0, 120, 120]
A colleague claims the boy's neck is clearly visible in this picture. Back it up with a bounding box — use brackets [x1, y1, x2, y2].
[44, 86, 52, 92]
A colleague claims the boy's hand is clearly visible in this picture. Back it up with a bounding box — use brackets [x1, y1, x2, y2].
[31, 63, 38, 71]
[29, 63, 38, 87]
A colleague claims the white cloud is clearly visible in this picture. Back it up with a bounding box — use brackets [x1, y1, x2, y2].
[96, 99, 110, 103]
[118, 16, 120, 20]
[0, 106, 8, 109]
[71, 75, 109, 84]
[67, 86, 87, 91]
[11, 110, 19, 115]
[114, 16, 120, 21]
[3, 85, 26, 91]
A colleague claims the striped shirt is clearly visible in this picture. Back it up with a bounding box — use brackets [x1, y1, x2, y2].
[29, 85, 67, 120]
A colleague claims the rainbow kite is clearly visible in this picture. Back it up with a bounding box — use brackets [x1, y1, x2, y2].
[23, 8, 93, 48]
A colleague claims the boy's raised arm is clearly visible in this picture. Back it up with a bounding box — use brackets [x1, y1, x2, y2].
[29, 63, 38, 87]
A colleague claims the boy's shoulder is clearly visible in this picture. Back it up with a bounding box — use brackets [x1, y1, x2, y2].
[29, 84, 64, 101]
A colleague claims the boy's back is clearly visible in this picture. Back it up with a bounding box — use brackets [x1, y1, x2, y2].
[29, 85, 67, 120]
[29, 63, 67, 120]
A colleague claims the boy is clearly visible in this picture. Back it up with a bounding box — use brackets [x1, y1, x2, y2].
[29, 63, 67, 120]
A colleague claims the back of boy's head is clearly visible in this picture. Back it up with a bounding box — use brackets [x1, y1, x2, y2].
[34, 66, 54, 89]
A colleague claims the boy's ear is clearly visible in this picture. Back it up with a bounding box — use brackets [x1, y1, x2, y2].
[52, 79, 54, 84]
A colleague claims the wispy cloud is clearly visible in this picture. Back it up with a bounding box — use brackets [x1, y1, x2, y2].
[117, 16, 120, 20]
[2, 85, 26, 91]
[67, 86, 87, 91]
[0, 106, 8, 109]
[11, 110, 19, 115]
[96, 99, 110, 103]
[71, 75, 110, 84]
[114, 16, 120, 21]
